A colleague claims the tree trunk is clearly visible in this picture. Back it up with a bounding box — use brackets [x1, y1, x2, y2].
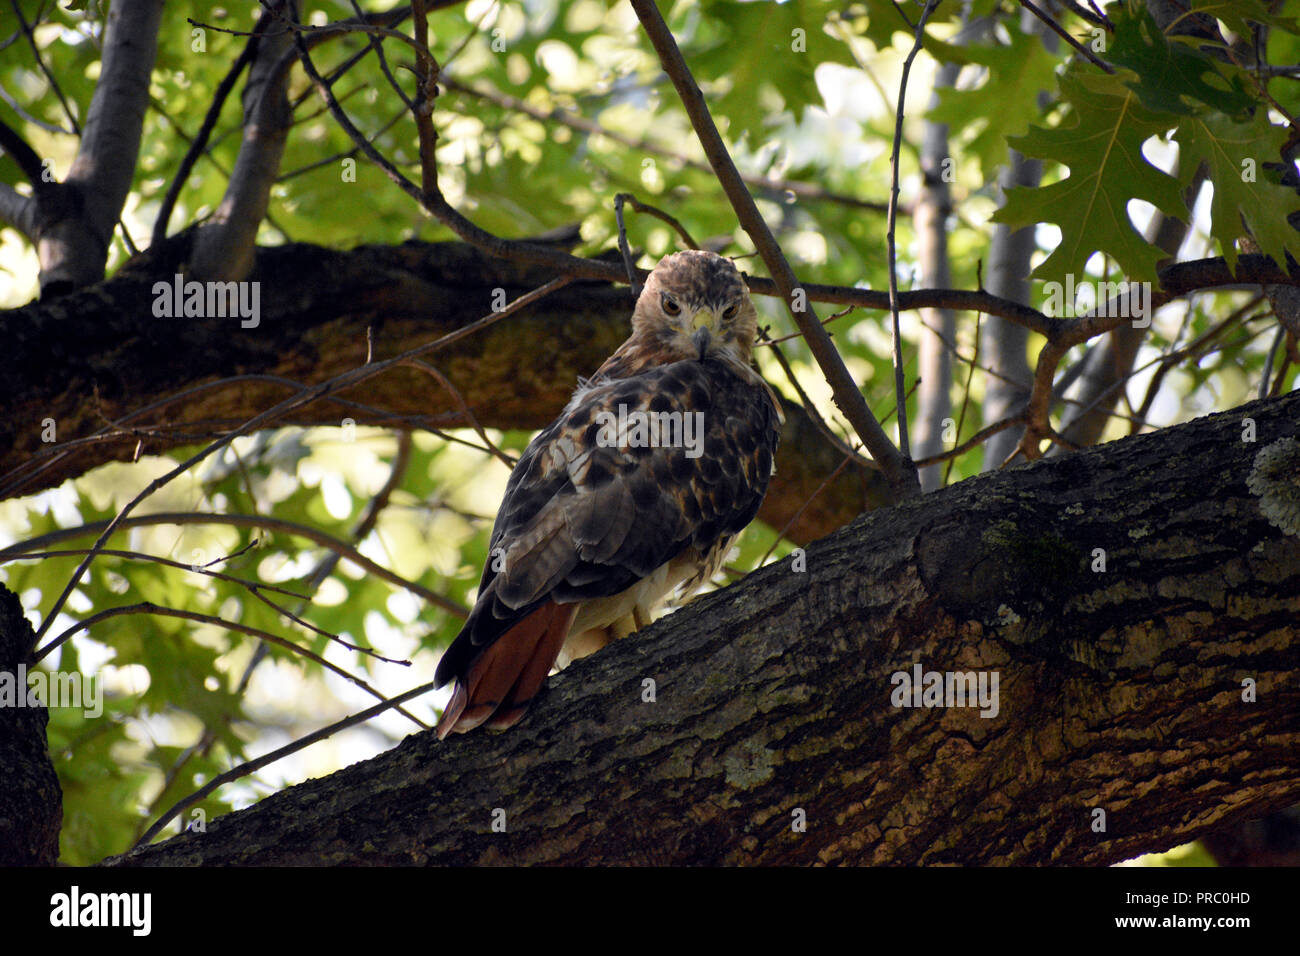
[96, 388, 1300, 866]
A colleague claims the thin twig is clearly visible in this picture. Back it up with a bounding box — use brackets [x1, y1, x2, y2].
[35, 602, 424, 724]
[1018, 0, 1115, 73]
[757, 452, 857, 566]
[152, 19, 261, 245]
[885, 0, 940, 463]
[442, 77, 895, 215]
[915, 413, 1027, 469]
[615, 192, 701, 250]
[614, 193, 641, 296]
[347, 0, 414, 110]
[11, 0, 82, 133]
[944, 309, 982, 486]
[1057, 0, 1111, 29]
[140, 429, 423, 834]
[397, 358, 516, 466]
[136, 677, 440, 847]
[2, 509, 468, 620]
[758, 328, 874, 468]
[408, 0, 442, 199]
[292, 17, 621, 283]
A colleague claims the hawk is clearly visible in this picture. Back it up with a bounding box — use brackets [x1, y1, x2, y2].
[434, 250, 782, 737]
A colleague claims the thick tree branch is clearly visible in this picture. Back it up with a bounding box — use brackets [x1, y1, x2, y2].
[0, 240, 895, 544]
[189, 0, 295, 281]
[0, 180, 36, 238]
[0, 587, 60, 865]
[4, 242, 1295, 540]
[37, 0, 164, 293]
[24, 270, 570, 652]
[99, 388, 1300, 866]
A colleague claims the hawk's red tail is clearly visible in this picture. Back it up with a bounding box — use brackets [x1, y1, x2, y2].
[436, 601, 577, 739]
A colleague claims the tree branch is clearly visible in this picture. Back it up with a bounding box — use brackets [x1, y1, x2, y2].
[885, 0, 941, 464]
[37, 0, 164, 292]
[100, 387, 1300, 865]
[151, 18, 261, 247]
[189, 0, 295, 280]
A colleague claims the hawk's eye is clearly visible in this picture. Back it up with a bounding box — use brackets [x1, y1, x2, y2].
[722, 303, 740, 320]
[661, 294, 681, 316]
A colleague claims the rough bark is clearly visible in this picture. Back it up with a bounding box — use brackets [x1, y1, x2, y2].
[0, 586, 61, 866]
[101, 388, 1300, 866]
[0, 239, 887, 544]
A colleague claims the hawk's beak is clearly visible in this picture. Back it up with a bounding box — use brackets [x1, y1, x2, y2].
[690, 309, 715, 359]
[692, 326, 712, 359]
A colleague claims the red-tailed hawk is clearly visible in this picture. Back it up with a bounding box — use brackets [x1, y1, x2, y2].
[434, 250, 782, 737]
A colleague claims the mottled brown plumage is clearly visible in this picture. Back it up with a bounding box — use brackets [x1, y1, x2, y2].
[435, 250, 782, 737]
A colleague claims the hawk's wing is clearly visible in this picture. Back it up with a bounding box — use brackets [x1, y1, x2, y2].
[435, 357, 779, 735]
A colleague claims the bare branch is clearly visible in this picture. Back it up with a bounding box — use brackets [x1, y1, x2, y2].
[885, 0, 941, 464]
[396, 358, 516, 467]
[10, 0, 82, 134]
[1018, 0, 1115, 73]
[0, 115, 51, 194]
[136, 676, 439, 848]
[0, 166, 37, 238]
[35, 601, 426, 728]
[0, 509, 468, 621]
[615, 192, 701, 252]
[151, 23, 260, 247]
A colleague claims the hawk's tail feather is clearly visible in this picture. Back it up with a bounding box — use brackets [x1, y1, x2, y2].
[436, 601, 577, 739]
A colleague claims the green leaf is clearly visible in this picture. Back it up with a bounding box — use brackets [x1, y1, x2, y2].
[992, 70, 1187, 287]
[1173, 111, 1300, 272]
[691, 1, 856, 142]
[929, 27, 1061, 180]
[844, 0, 974, 62]
[1188, 0, 1299, 38]
[1107, 4, 1254, 117]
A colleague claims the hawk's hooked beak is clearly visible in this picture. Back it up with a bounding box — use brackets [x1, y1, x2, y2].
[690, 308, 715, 359]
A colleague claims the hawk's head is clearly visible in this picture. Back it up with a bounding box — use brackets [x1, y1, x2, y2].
[630, 250, 758, 367]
